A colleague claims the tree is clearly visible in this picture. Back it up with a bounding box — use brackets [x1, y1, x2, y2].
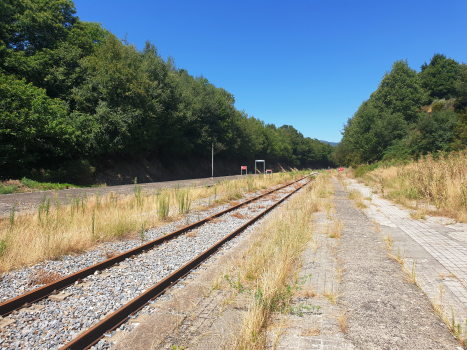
[0, 73, 75, 176]
[371, 60, 428, 123]
[419, 54, 460, 100]
[409, 110, 459, 156]
[455, 64, 467, 112]
[2, 0, 77, 55]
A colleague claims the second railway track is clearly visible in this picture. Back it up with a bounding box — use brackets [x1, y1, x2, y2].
[0, 177, 310, 350]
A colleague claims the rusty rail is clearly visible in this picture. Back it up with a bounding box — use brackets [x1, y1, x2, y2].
[0, 176, 306, 316]
[61, 178, 309, 349]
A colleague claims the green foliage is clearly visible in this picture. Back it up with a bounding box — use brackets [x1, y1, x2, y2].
[455, 64, 467, 112]
[20, 177, 80, 191]
[0, 185, 17, 194]
[336, 57, 466, 167]
[354, 163, 380, 178]
[0, 73, 76, 177]
[157, 194, 170, 219]
[371, 60, 428, 123]
[419, 54, 460, 100]
[0, 0, 333, 182]
[410, 110, 459, 156]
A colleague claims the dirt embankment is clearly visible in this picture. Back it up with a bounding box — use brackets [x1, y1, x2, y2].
[94, 156, 294, 186]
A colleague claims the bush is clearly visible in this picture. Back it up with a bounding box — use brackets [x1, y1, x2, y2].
[354, 163, 380, 178]
[0, 185, 17, 194]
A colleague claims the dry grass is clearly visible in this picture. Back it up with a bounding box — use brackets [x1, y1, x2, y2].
[389, 247, 405, 266]
[382, 235, 394, 250]
[232, 213, 249, 220]
[334, 266, 344, 284]
[0, 172, 306, 272]
[301, 323, 320, 336]
[402, 260, 418, 285]
[431, 284, 467, 347]
[348, 190, 367, 209]
[373, 220, 381, 233]
[336, 173, 349, 191]
[328, 219, 344, 239]
[103, 250, 118, 259]
[336, 309, 349, 333]
[386, 237, 418, 286]
[207, 217, 222, 224]
[410, 209, 427, 220]
[28, 269, 62, 286]
[322, 285, 339, 305]
[358, 151, 467, 222]
[294, 286, 317, 299]
[217, 173, 331, 349]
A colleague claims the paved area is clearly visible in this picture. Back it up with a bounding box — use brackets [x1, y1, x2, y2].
[335, 178, 460, 349]
[272, 178, 460, 350]
[347, 178, 467, 324]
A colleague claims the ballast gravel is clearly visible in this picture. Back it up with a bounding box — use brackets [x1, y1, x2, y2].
[0, 187, 266, 302]
[0, 180, 307, 350]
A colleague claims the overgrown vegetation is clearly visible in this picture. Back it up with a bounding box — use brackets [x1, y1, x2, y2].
[349, 151, 467, 223]
[0, 0, 332, 183]
[214, 174, 332, 349]
[333, 54, 467, 166]
[0, 172, 302, 271]
[0, 178, 85, 194]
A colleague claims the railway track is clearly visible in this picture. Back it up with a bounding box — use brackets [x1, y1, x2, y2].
[0, 177, 310, 350]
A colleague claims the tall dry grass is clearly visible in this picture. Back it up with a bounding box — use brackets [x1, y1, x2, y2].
[0, 172, 306, 272]
[222, 174, 330, 349]
[358, 151, 467, 222]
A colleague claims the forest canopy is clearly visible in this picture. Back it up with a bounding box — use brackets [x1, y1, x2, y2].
[333, 54, 467, 166]
[0, 0, 333, 181]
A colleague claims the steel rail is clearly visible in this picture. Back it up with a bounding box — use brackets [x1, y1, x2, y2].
[0, 177, 305, 316]
[61, 179, 310, 350]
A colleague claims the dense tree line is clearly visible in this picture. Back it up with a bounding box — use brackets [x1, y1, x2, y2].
[333, 54, 467, 166]
[0, 0, 333, 181]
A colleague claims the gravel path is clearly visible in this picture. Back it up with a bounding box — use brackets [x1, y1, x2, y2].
[0, 180, 306, 350]
[334, 179, 460, 349]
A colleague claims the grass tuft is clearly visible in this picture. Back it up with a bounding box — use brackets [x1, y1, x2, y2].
[348, 190, 367, 209]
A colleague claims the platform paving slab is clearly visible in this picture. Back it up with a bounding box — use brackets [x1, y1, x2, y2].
[346, 178, 467, 327]
[337, 178, 461, 349]
[266, 210, 354, 350]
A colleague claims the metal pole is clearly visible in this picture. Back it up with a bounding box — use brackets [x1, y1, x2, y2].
[211, 143, 214, 179]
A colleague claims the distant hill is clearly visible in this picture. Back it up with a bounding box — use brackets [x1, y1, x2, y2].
[319, 140, 339, 146]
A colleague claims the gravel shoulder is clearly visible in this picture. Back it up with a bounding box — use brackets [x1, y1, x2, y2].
[334, 178, 460, 349]
[0, 175, 248, 219]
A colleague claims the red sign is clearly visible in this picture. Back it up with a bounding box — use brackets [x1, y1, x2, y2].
[338, 167, 344, 172]
[241, 166, 247, 170]
[267, 169, 271, 172]
[326, 169, 332, 172]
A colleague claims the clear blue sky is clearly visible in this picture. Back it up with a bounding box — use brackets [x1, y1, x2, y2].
[74, 0, 467, 143]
